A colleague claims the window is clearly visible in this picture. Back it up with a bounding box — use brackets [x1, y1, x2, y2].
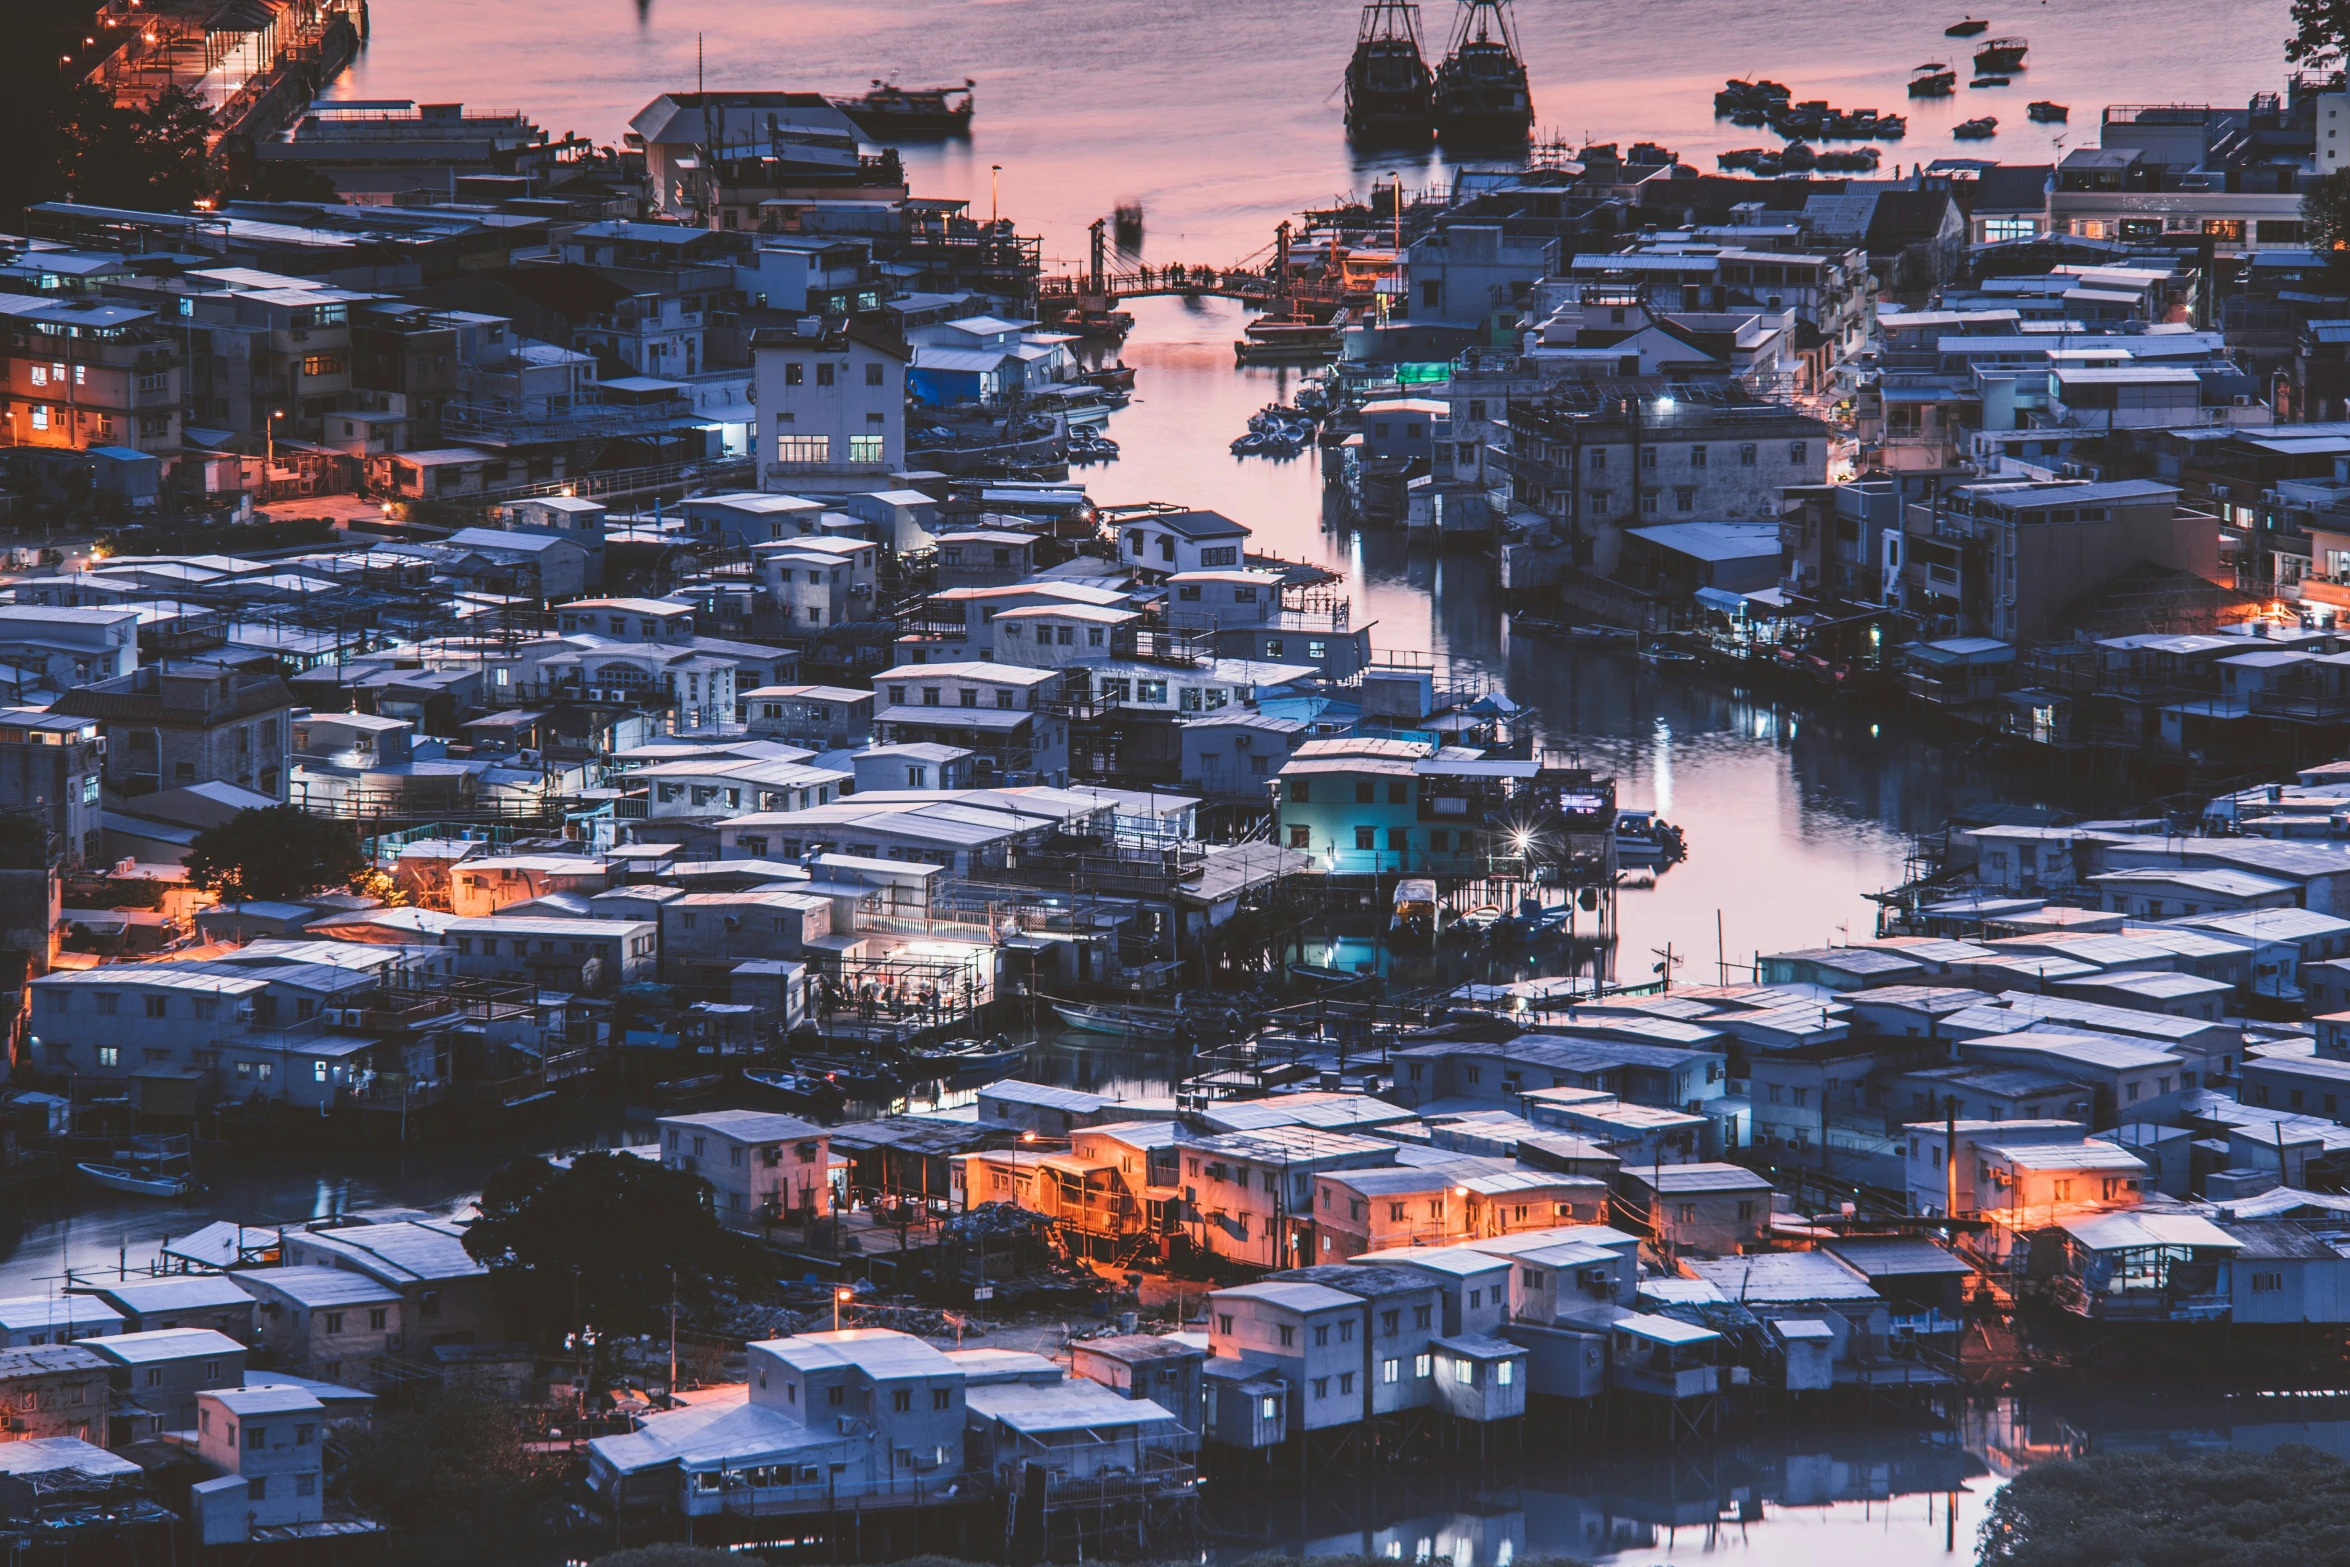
[1414, 1304, 1432, 1329]
[1690, 445, 1707, 468]
[1338, 1371, 1355, 1393]
[296, 1424, 315, 1446]
[369, 1308, 387, 1330]
[1414, 1352, 1432, 1378]
[1789, 441, 1809, 464]
[249, 1476, 267, 1501]
[2252, 1270, 2284, 1292]
[828, 1386, 845, 1406]
[97, 1046, 120, 1068]
[248, 1426, 267, 1451]
[1496, 1360, 1514, 1386]
[932, 1388, 951, 1409]
[1290, 825, 1311, 849]
[1278, 1324, 1294, 1346]
[1217, 1314, 1234, 1335]
[1355, 826, 1376, 850]
[296, 1473, 317, 1498]
[1339, 1319, 1354, 1343]
[866, 361, 885, 385]
[1312, 1377, 1330, 1399]
[144, 994, 167, 1018]
[892, 1389, 912, 1412]
[1468, 1289, 1482, 1308]
[1455, 1358, 1474, 1384]
[300, 352, 345, 377]
[1313, 1324, 1330, 1347]
[849, 434, 884, 463]
[1382, 1358, 1399, 1383]
[777, 434, 831, 463]
[816, 363, 837, 386]
[1675, 488, 1695, 512]
[1739, 443, 1758, 466]
[325, 1312, 344, 1334]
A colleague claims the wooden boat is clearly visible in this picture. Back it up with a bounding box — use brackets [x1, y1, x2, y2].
[1945, 17, 1991, 35]
[740, 1069, 847, 1115]
[1049, 999, 1185, 1042]
[1953, 116, 1999, 138]
[1345, 0, 1436, 141]
[78, 1161, 197, 1198]
[831, 79, 974, 138]
[651, 1072, 725, 1105]
[1431, 0, 1533, 142]
[1289, 962, 1372, 988]
[1971, 76, 2009, 88]
[1973, 37, 2028, 71]
[1908, 70, 1957, 98]
[2028, 100, 2069, 121]
[1638, 643, 1699, 665]
[1077, 363, 1137, 391]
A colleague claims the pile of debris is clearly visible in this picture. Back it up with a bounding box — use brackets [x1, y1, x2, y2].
[940, 1201, 1053, 1241]
[840, 1303, 983, 1338]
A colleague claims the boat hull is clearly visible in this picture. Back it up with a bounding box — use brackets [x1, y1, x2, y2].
[1050, 1002, 1183, 1041]
[78, 1162, 195, 1198]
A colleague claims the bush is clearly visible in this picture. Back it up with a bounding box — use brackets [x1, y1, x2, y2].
[340, 1392, 566, 1539]
[1980, 1444, 2350, 1565]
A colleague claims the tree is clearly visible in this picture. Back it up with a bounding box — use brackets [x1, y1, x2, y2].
[238, 159, 344, 205]
[2307, 167, 2350, 277]
[184, 805, 368, 905]
[464, 1150, 752, 1337]
[339, 1391, 566, 1541]
[1980, 1445, 2350, 1565]
[2291, 0, 2350, 62]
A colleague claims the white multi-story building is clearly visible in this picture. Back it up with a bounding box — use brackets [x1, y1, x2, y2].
[752, 319, 909, 495]
[660, 1109, 830, 1230]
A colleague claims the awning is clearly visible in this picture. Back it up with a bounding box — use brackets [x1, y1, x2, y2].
[1693, 586, 1748, 615]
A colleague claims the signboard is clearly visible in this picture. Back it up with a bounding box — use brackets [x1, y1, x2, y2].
[971, 1286, 995, 1302]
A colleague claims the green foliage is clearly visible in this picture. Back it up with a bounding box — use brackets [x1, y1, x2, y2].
[2291, 0, 2350, 62]
[338, 1391, 565, 1538]
[1979, 1444, 2350, 1565]
[238, 160, 344, 205]
[464, 1150, 752, 1337]
[185, 806, 367, 906]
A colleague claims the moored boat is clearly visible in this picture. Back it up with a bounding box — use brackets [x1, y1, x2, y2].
[1909, 69, 1957, 98]
[798, 1055, 903, 1098]
[1049, 999, 1186, 1041]
[1946, 17, 1991, 36]
[1953, 116, 1999, 138]
[2028, 100, 2069, 121]
[1431, 0, 1533, 142]
[78, 1161, 198, 1198]
[830, 79, 975, 138]
[1345, 0, 1436, 141]
[1973, 37, 2028, 71]
[1971, 76, 2010, 88]
[1289, 961, 1373, 988]
[901, 1037, 1028, 1086]
[740, 1068, 847, 1115]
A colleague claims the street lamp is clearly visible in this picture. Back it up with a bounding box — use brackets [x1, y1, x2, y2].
[265, 408, 284, 494]
[989, 164, 1001, 227]
[833, 1286, 853, 1332]
[564, 1325, 600, 1423]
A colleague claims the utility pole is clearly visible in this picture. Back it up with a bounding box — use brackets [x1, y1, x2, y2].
[667, 1265, 678, 1398]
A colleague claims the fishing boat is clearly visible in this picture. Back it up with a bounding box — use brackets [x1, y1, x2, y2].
[1049, 999, 1186, 1042]
[652, 1072, 725, 1105]
[1078, 363, 1137, 391]
[830, 79, 975, 138]
[2028, 100, 2069, 121]
[1973, 37, 2028, 71]
[1638, 642, 1699, 666]
[1945, 16, 1991, 35]
[1971, 76, 2010, 88]
[740, 1068, 847, 1115]
[1908, 69, 1958, 98]
[1344, 0, 1436, 141]
[77, 1161, 198, 1198]
[901, 1037, 1028, 1086]
[1431, 0, 1533, 143]
[1953, 115, 1999, 138]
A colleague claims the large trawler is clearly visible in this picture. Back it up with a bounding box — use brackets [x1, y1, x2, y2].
[1344, 0, 1436, 142]
[1432, 0, 1533, 143]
